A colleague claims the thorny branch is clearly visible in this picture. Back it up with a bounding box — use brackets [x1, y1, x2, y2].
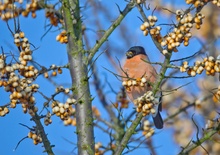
[88, 1, 135, 63]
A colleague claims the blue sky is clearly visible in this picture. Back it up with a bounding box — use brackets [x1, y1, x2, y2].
[0, 0, 213, 155]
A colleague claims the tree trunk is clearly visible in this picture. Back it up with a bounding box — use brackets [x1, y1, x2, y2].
[62, 0, 94, 154]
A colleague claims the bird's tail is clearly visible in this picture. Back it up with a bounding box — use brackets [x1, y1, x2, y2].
[152, 92, 163, 129]
[153, 111, 163, 129]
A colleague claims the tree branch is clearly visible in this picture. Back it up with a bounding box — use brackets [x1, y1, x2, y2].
[32, 113, 54, 155]
[114, 1, 174, 153]
[87, 1, 135, 63]
[178, 122, 220, 155]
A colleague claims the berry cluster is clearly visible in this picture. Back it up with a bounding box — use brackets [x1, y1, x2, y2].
[0, 0, 19, 21]
[21, 0, 38, 18]
[140, 9, 207, 54]
[28, 131, 42, 145]
[133, 91, 157, 116]
[142, 120, 155, 138]
[162, 12, 204, 51]
[0, 0, 63, 27]
[55, 86, 70, 94]
[14, 32, 33, 65]
[44, 64, 63, 78]
[185, 0, 208, 7]
[212, 0, 220, 6]
[1, 31, 75, 147]
[213, 85, 220, 103]
[0, 32, 41, 116]
[194, 13, 205, 29]
[0, 106, 9, 116]
[140, 15, 158, 36]
[44, 112, 52, 126]
[0, 0, 39, 21]
[186, 0, 220, 7]
[122, 77, 150, 91]
[180, 56, 220, 77]
[56, 30, 68, 44]
[51, 99, 76, 126]
[45, 6, 59, 26]
[95, 142, 103, 155]
[114, 88, 129, 108]
[22, 100, 38, 116]
[205, 119, 220, 129]
[122, 78, 157, 116]
[0, 0, 66, 45]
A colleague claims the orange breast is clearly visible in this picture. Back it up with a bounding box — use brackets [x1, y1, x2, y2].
[122, 54, 157, 102]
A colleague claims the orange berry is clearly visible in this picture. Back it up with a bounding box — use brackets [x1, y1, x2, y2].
[184, 41, 189, 46]
[33, 140, 38, 145]
[31, 2, 38, 9]
[19, 32, 25, 38]
[28, 132, 33, 138]
[52, 71, 57, 76]
[31, 133, 37, 140]
[22, 10, 29, 17]
[140, 24, 146, 31]
[213, 93, 220, 103]
[56, 34, 61, 41]
[71, 118, 77, 126]
[63, 36, 68, 43]
[44, 72, 49, 78]
[195, 24, 201, 29]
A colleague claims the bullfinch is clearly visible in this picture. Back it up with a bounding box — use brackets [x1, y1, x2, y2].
[122, 46, 163, 129]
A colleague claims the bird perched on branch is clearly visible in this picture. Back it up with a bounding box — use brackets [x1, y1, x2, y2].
[122, 46, 163, 129]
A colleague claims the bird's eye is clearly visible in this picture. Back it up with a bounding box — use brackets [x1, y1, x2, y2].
[126, 51, 135, 58]
[128, 51, 133, 55]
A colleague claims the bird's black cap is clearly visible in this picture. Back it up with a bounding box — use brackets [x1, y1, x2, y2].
[126, 46, 147, 59]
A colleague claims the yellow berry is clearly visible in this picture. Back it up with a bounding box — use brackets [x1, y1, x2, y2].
[28, 132, 33, 138]
[140, 24, 146, 31]
[19, 32, 25, 38]
[44, 72, 49, 78]
[143, 30, 148, 36]
[58, 68, 62, 74]
[31, 133, 37, 140]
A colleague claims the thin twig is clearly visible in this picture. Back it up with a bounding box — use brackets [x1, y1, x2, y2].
[88, 1, 135, 63]
[13, 136, 28, 151]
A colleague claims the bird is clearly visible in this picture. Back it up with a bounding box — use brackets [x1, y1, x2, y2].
[122, 46, 163, 129]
